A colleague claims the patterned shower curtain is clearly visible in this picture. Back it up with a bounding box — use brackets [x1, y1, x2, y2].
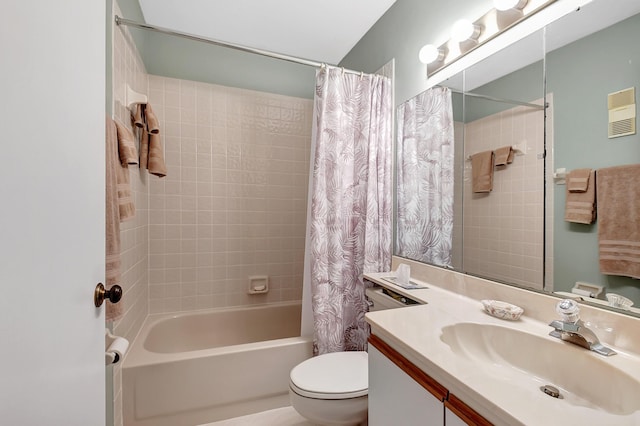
[396, 87, 454, 267]
[309, 66, 392, 355]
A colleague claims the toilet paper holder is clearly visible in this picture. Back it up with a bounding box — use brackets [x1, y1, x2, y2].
[105, 329, 129, 365]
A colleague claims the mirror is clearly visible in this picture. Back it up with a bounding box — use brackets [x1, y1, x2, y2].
[395, 0, 640, 314]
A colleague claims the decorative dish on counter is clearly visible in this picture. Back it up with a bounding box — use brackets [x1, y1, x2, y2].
[481, 300, 524, 320]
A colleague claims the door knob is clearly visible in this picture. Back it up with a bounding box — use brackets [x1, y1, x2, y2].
[94, 283, 123, 307]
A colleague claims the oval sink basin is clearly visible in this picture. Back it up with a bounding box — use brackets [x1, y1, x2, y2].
[440, 322, 640, 415]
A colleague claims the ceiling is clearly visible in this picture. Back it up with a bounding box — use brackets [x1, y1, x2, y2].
[138, 0, 397, 65]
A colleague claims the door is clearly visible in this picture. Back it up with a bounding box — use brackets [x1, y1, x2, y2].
[1, 1, 106, 425]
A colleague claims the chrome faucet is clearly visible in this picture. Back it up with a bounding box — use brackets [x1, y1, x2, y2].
[548, 299, 617, 356]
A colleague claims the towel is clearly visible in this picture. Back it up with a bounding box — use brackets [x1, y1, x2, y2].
[132, 104, 145, 129]
[139, 126, 149, 170]
[564, 169, 596, 224]
[148, 133, 167, 177]
[597, 164, 640, 279]
[567, 168, 592, 192]
[471, 150, 495, 193]
[494, 146, 514, 166]
[145, 103, 160, 135]
[114, 120, 137, 221]
[114, 121, 138, 166]
[105, 116, 123, 321]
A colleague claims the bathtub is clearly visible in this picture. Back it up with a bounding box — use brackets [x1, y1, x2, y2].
[123, 302, 312, 426]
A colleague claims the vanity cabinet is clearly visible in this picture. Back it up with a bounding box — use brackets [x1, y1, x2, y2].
[369, 334, 492, 426]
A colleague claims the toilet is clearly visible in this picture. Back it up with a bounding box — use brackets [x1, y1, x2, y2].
[289, 351, 369, 425]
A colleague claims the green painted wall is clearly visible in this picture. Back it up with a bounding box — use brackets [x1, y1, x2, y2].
[114, 0, 316, 98]
[340, 0, 495, 106]
[549, 13, 640, 302]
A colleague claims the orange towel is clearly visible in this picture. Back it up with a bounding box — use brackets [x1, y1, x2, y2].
[597, 164, 640, 279]
[471, 150, 495, 193]
[565, 169, 596, 224]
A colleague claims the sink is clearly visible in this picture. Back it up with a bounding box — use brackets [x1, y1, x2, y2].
[440, 322, 640, 415]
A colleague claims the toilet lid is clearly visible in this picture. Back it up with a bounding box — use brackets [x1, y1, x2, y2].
[290, 351, 368, 399]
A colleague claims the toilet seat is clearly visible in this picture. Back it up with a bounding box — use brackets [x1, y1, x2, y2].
[289, 351, 368, 400]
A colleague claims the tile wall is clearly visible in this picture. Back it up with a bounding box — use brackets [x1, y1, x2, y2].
[463, 101, 545, 290]
[146, 76, 313, 313]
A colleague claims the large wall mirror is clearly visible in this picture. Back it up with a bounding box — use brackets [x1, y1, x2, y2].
[395, 0, 640, 316]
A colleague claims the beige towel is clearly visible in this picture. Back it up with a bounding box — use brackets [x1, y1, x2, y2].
[565, 169, 596, 224]
[105, 116, 123, 321]
[471, 150, 495, 193]
[494, 146, 514, 166]
[139, 126, 149, 170]
[114, 121, 138, 166]
[148, 133, 167, 177]
[114, 120, 137, 221]
[133, 104, 145, 129]
[145, 103, 160, 134]
[567, 168, 592, 192]
[597, 164, 640, 279]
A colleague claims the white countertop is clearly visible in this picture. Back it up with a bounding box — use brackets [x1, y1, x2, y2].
[364, 272, 640, 426]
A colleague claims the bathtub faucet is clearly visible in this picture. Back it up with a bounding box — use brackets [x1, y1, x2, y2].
[548, 299, 616, 357]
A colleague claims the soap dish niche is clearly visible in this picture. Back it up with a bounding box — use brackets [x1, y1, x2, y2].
[248, 275, 269, 295]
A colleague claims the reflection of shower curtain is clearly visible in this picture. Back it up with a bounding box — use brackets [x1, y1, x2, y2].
[396, 87, 454, 267]
[308, 66, 392, 355]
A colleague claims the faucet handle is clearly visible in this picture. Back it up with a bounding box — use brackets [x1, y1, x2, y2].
[556, 299, 580, 323]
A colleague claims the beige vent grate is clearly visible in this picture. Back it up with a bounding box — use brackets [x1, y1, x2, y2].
[608, 87, 636, 138]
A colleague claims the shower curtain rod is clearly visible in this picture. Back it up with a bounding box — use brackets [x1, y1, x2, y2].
[115, 16, 364, 75]
[448, 87, 546, 110]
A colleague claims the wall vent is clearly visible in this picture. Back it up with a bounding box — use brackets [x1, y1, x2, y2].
[608, 87, 636, 138]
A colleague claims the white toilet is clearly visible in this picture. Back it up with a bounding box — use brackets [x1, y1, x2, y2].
[289, 351, 369, 425]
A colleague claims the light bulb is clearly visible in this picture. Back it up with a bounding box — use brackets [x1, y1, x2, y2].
[493, 0, 528, 11]
[418, 44, 444, 64]
[451, 19, 481, 42]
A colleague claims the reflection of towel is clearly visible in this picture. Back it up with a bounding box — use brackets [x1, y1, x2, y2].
[597, 164, 640, 279]
[148, 133, 167, 177]
[565, 169, 595, 224]
[105, 116, 124, 321]
[567, 168, 592, 192]
[494, 146, 514, 166]
[471, 150, 495, 193]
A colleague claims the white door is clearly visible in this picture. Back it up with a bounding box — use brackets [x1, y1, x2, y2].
[1, 2, 106, 425]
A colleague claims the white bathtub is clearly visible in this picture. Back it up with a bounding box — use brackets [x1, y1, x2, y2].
[123, 302, 312, 426]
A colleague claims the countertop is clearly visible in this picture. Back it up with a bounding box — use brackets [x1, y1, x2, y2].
[364, 272, 640, 426]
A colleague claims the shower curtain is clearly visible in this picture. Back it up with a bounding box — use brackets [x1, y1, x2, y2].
[308, 66, 392, 355]
[396, 87, 454, 267]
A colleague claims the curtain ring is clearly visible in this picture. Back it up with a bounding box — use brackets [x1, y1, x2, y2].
[341, 67, 345, 75]
[360, 71, 364, 80]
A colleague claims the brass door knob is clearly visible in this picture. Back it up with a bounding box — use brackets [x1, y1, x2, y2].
[94, 283, 123, 307]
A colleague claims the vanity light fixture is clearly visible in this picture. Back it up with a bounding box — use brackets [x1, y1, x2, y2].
[421, 0, 557, 79]
[494, 0, 529, 11]
[418, 44, 446, 64]
[451, 19, 482, 42]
